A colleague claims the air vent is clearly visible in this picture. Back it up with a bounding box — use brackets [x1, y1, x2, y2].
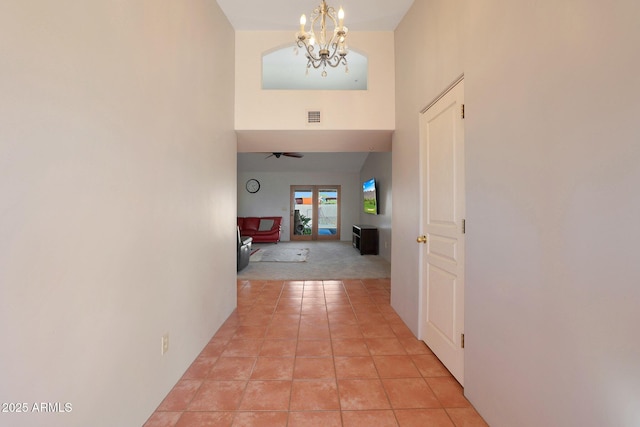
[307, 110, 321, 124]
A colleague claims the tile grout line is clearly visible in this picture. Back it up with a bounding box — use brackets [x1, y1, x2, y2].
[145, 277, 485, 427]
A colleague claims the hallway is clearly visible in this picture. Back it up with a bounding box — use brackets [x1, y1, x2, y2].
[144, 279, 487, 426]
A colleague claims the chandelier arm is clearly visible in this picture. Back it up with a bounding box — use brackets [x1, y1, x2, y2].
[297, 39, 316, 55]
[307, 58, 325, 69]
[305, 37, 342, 63]
[327, 54, 345, 68]
[299, 40, 324, 61]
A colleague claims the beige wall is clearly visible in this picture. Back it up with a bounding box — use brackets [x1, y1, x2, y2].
[235, 31, 395, 131]
[0, 2, 237, 426]
[393, 0, 640, 426]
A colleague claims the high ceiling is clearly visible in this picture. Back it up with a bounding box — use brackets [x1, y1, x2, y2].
[216, 0, 415, 32]
[220, 0, 411, 170]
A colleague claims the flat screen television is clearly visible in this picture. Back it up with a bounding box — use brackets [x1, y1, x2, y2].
[363, 178, 378, 215]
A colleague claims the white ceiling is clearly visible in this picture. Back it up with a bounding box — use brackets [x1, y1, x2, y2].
[238, 152, 371, 173]
[236, 130, 393, 153]
[216, 0, 415, 31]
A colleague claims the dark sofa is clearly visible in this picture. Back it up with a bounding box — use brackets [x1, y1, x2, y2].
[237, 226, 252, 271]
[237, 216, 282, 243]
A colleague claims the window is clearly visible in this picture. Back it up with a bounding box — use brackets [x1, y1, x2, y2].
[262, 45, 368, 90]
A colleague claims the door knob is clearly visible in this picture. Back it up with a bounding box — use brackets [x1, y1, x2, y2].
[417, 235, 427, 244]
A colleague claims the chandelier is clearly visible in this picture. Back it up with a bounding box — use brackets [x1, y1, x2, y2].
[295, 0, 349, 77]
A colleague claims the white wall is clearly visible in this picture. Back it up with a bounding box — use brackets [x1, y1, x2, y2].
[0, 2, 237, 426]
[394, 0, 640, 426]
[359, 153, 392, 262]
[238, 171, 360, 241]
[235, 31, 395, 131]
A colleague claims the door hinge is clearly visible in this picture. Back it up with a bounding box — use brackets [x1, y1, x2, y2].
[462, 219, 466, 234]
[461, 333, 465, 349]
[461, 104, 465, 119]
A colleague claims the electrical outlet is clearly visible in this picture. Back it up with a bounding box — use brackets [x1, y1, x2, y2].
[161, 333, 169, 355]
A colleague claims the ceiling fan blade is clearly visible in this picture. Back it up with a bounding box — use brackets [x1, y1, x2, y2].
[264, 152, 303, 159]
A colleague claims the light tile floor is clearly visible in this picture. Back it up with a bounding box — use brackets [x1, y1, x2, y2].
[145, 279, 488, 427]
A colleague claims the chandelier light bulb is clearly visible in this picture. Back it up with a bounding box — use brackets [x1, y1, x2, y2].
[300, 14, 306, 32]
[338, 7, 344, 29]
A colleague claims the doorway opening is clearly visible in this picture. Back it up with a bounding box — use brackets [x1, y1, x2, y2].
[290, 185, 341, 241]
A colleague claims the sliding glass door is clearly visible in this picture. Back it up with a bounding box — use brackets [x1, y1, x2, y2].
[317, 187, 340, 239]
[290, 185, 341, 241]
[291, 186, 314, 241]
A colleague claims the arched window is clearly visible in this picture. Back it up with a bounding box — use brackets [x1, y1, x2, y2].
[262, 45, 368, 90]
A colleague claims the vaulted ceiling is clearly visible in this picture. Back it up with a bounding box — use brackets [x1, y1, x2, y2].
[216, 0, 415, 31]
[219, 0, 413, 172]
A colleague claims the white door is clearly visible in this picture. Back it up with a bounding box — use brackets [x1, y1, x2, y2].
[418, 79, 465, 385]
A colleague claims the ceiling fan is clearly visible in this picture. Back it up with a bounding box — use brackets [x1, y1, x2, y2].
[265, 152, 304, 159]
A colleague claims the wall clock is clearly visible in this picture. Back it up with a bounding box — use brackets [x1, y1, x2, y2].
[245, 178, 260, 193]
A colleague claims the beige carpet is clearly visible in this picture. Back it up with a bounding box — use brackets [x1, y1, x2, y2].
[238, 241, 391, 280]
